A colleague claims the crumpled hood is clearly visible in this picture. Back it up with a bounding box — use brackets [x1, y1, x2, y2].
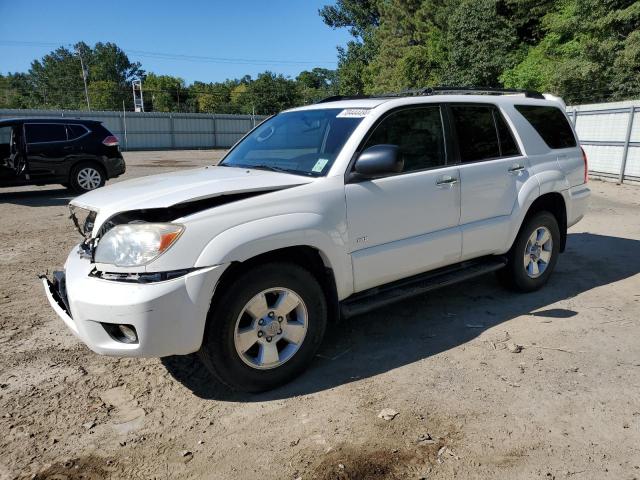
[71, 165, 314, 229]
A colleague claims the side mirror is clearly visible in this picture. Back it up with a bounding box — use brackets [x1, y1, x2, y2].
[353, 144, 402, 178]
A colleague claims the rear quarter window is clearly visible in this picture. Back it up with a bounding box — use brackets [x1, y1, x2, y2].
[66, 124, 89, 140]
[515, 105, 576, 149]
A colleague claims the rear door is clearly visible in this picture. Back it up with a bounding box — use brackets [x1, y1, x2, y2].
[0, 125, 15, 181]
[64, 123, 91, 162]
[345, 105, 462, 292]
[448, 104, 528, 260]
[24, 123, 71, 180]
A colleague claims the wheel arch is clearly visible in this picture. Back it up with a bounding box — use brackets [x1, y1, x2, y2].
[518, 192, 568, 252]
[212, 246, 340, 324]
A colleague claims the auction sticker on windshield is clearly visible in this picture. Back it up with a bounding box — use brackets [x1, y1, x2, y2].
[337, 108, 370, 118]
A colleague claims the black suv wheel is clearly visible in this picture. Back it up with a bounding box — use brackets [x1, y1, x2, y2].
[69, 163, 106, 193]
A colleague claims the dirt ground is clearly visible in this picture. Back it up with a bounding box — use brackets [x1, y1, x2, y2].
[1, 150, 639, 480]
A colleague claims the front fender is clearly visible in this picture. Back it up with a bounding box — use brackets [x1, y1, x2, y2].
[194, 213, 353, 300]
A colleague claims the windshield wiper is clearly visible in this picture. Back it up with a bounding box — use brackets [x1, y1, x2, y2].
[247, 164, 292, 174]
[239, 164, 316, 177]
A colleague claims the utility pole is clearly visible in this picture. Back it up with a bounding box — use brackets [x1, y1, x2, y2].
[76, 47, 91, 110]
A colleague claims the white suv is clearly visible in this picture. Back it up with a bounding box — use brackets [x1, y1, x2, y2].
[43, 88, 590, 392]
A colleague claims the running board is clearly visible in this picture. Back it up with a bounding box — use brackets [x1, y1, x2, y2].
[340, 256, 507, 318]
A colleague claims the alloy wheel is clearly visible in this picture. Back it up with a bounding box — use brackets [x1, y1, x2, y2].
[77, 167, 102, 190]
[233, 287, 308, 370]
[523, 226, 553, 278]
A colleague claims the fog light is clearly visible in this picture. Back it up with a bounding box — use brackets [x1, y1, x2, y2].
[102, 323, 138, 344]
[118, 325, 138, 343]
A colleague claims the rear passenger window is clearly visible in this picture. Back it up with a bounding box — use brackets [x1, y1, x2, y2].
[450, 105, 521, 161]
[25, 124, 67, 143]
[451, 105, 500, 161]
[515, 105, 576, 149]
[66, 124, 88, 140]
[494, 111, 520, 157]
[362, 106, 446, 173]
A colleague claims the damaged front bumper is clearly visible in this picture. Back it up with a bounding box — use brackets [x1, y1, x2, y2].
[41, 271, 77, 336]
[41, 244, 227, 357]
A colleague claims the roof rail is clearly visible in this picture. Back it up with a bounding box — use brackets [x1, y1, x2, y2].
[416, 86, 545, 99]
[316, 95, 371, 103]
[316, 87, 546, 104]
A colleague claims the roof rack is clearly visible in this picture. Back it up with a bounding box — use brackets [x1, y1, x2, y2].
[316, 87, 545, 104]
[315, 95, 371, 103]
[418, 86, 545, 99]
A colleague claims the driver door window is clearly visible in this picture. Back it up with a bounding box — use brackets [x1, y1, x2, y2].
[361, 106, 446, 173]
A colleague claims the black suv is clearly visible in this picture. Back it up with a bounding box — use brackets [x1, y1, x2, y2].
[0, 118, 126, 193]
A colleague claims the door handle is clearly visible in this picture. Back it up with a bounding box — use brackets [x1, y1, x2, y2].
[63, 146, 73, 150]
[436, 175, 459, 186]
[508, 163, 525, 173]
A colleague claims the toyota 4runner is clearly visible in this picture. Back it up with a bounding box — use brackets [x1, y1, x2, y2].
[42, 88, 590, 392]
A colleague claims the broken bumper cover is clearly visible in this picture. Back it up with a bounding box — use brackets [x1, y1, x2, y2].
[42, 245, 226, 357]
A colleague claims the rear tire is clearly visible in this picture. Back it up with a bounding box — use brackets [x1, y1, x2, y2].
[69, 163, 105, 194]
[497, 211, 560, 292]
[199, 262, 327, 392]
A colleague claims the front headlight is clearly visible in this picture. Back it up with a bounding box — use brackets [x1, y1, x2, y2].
[94, 223, 184, 267]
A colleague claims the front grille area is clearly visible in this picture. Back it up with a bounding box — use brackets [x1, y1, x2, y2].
[43, 271, 72, 319]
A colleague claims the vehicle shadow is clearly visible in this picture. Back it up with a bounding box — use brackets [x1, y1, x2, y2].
[161, 232, 640, 401]
[0, 188, 74, 207]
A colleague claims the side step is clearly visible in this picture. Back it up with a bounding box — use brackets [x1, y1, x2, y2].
[340, 256, 507, 318]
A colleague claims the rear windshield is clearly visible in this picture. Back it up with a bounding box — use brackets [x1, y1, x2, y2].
[220, 108, 364, 177]
[515, 105, 576, 149]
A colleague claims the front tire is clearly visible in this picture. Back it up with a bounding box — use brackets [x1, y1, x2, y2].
[199, 262, 327, 392]
[69, 163, 105, 194]
[498, 211, 560, 292]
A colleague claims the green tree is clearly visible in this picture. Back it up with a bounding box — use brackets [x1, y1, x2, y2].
[143, 74, 186, 112]
[29, 45, 87, 109]
[320, 0, 381, 94]
[230, 83, 250, 113]
[365, 0, 448, 93]
[319, 0, 381, 37]
[443, 0, 519, 87]
[501, 0, 640, 103]
[245, 72, 300, 115]
[190, 81, 232, 113]
[28, 42, 143, 110]
[0, 73, 40, 109]
[335, 41, 374, 94]
[296, 68, 338, 103]
[88, 80, 120, 110]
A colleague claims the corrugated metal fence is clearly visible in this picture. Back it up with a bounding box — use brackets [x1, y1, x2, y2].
[0, 109, 267, 151]
[2, 103, 640, 182]
[567, 100, 640, 183]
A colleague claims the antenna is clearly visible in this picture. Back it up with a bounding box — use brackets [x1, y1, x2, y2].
[132, 79, 145, 112]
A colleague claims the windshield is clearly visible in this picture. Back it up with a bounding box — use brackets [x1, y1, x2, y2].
[220, 108, 365, 176]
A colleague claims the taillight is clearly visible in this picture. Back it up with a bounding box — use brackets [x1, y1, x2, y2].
[581, 146, 588, 184]
[102, 135, 119, 147]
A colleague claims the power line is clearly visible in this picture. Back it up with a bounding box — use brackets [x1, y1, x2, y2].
[0, 40, 338, 67]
